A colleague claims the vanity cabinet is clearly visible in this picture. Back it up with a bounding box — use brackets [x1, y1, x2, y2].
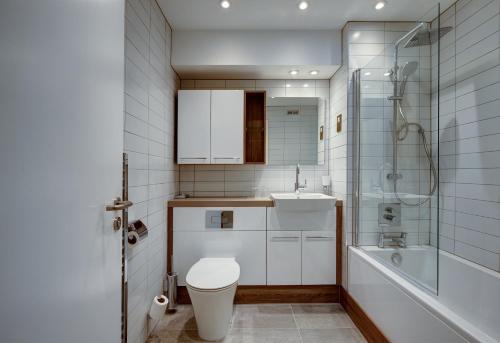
[301, 231, 336, 285]
[267, 231, 302, 285]
[177, 90, 244, 164]
[266, 208, 336, 285]
[267, 230, 336, 285]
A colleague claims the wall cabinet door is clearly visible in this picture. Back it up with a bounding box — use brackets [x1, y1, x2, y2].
[302, 231, 336, 285]
[210, 90, 244, 164]
[178, 90, 211, 164]
[267, 231, 301, 285]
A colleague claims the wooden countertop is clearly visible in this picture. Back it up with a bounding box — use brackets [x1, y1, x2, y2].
[167, 197, 275, 208]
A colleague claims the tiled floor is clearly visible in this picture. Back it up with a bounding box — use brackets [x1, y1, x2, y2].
[147, 304, 367, 343]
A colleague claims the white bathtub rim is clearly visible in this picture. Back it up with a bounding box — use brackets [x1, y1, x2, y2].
[349, 247, 497, 343]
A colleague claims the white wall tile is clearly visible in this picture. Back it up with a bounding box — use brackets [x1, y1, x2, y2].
[125, 1, 179, 342]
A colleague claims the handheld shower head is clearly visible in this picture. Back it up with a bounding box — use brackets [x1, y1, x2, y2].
[399, 61, 418, 95]
[401, 61, 418, 79]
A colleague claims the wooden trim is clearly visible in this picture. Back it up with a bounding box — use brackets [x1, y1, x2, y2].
[335, 200, 343, 285]
[177, 285, 339, 304]
[340, 287, 390, 343]
[167, 198, 274, 208]
[167, 206, 173, 273]
[243, 91, 266, 164]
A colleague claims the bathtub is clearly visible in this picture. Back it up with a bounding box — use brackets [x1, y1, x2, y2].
[349, 246, 500, 343]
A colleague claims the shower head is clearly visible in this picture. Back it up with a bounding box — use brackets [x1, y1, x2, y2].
[398, 61, 418, 96]
[401, 61, 418, 79]
[403, 26, 453, 48]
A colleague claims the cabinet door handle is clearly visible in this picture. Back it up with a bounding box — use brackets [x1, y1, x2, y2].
[271, 236, 300, 241]
[305, 236, 334, 240]
[213, 157, 240, 160]
[181, 157, 207, 159]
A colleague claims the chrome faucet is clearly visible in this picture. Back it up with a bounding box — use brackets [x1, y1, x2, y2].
[294, 164, 307, 193]
[378, 232, 407, 248]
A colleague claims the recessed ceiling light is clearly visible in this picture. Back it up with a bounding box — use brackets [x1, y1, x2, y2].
[303, 83, 309, 88]
[352, 32, 361, 40]
[374, 1, 386, 10]
[289, 70, 299, 75]
[309, 70, 319, 75]
[298, 1, 309, 10]
[220, 0, 230, 9]
[384, 71, 391, 76]
[286, 83, 291, 88]
[364, 72, 372, 76]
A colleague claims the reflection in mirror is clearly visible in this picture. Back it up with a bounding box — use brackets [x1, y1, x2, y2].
[266, 97, 325, 165]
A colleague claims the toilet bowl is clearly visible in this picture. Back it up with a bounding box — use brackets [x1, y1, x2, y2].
[186, 258, 240, 341]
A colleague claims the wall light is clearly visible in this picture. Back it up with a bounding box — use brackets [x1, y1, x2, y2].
[286, 83, 291, 88]
[298, 1, 309, 10]
[220, 0, 230, 9]
[374, 1, 386, 10]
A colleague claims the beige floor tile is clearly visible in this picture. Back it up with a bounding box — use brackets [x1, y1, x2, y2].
[225, 328, 302, 343]
[292, 304, 355, 329]
[300, 328, 368, 343]
[154, 305, 198, 331]
[231, 304, 296, 329]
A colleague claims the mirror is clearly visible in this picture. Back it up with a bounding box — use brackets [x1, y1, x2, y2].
[267, 97, 325, 165]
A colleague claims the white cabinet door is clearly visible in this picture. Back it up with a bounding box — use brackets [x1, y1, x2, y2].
[302, 231, 336, 285]
[174, 231, 266, 286]
[178, 90, 211, 164]
[210, 90, 244, 164]
[267, 231, 301, 285]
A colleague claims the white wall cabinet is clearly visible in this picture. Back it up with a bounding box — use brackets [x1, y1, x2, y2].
[177, 90, 244, 164]
[210, 90, 244, 164]
[177, 90, 211, 164]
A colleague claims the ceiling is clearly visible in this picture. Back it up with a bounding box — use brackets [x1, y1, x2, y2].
[174, 65, 340, 80]
[157, 0, 453, 30]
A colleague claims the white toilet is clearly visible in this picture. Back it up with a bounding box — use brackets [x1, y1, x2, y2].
[186, 257, 240, 341]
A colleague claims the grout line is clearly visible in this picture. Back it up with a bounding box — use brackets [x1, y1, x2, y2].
[290, 304, 305, 343]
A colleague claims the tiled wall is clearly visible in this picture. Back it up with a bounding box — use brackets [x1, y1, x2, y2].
[178, 79, 329, 197]
[432, 0, 500, 271]
[329, 64, 349, 287]
[124, 0, 179, 342]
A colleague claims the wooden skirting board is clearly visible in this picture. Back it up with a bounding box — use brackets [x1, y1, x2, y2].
[177, 285, 339, 304]
[340, 287, 390, 343]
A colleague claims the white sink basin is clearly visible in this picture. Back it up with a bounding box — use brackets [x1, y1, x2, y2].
[271, 193, 336, 211]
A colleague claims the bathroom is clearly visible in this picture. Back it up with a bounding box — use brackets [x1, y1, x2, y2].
[0, 0, 499, 342]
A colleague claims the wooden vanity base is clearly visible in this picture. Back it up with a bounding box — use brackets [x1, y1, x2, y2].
[177, 285, 339, 304]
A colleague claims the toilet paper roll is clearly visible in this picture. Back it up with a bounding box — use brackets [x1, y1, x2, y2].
[127, 231, 140, 248]
[149, 295, 168, 321]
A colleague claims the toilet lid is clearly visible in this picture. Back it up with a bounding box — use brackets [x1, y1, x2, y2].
[186, 258, 240, 290]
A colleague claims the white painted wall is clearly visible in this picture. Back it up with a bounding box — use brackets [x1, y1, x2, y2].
[0, 0, 125, 342]
[124, 0, 179, 342]
[172, 30, 341, 67]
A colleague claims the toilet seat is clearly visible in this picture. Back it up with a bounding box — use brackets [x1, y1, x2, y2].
[186, 258, 240, 291]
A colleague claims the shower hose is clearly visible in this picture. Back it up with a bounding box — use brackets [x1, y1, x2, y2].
[393, 99, 437, 207]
